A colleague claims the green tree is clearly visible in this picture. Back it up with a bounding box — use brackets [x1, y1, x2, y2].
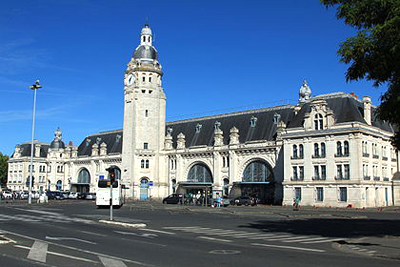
[321, 0, 400, 149]
[0, 152, 9, 188]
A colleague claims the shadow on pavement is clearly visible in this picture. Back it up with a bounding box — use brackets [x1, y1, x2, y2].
[239, 218, 400, 239]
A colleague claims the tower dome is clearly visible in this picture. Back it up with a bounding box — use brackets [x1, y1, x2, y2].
[133, 23, 158, 61]
[50, 127, 65, 149]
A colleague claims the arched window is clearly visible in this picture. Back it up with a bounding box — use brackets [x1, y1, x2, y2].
[336, 141, 342, 156]
[314, 143, 319, 157]
[314, 114, 323, 130]
[77, 168, 90, 184]
[321, 142, 326, 157]
[223, 178, 229, 196]
[299, 145, 304, 158]
[344, 141, 349, 156]
[187, 164, 213, 183]
[292, 145, 298, 159]
[142, 36, 146, 42]
[242, 160, 274, 182]
[147, 36, 151, 42]
[56, 180, 62, 191]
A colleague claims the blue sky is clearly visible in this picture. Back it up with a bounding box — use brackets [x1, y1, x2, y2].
[0, 0, 387, 156]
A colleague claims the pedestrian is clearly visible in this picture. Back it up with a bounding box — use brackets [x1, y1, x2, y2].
[178, 194, 183, 205]
[293, 197, 300, 211]
[216, 193, 221, 208]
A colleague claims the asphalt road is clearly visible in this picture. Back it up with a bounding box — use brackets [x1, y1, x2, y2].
[0, 200, 399, 266]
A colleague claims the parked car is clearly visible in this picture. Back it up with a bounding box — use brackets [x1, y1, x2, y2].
[61, 191, 70, 199]
[85, 193, 96, 200]
[32, 191, 40, 199]
[211, 197, 230, 207]
[68, 192, 78, 199]
[2, 190, 13, 199]
[19, 191, 29, 199]
[78, 192, 88, 199]
[54, 191, 65, 200]
[162, 194, 180, 204]
[232, 196, 256, 206]
[46, 191, 64, 200]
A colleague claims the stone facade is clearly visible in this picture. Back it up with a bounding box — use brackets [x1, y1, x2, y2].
[7, 24, 400, 207]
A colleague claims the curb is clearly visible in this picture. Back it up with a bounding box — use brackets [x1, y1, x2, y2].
[333, 240, 400, 261]
[99, 220, 146, 228]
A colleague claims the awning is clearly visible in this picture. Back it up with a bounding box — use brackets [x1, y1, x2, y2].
[178, 182, 213, 187]
[233, 181, 270, 185]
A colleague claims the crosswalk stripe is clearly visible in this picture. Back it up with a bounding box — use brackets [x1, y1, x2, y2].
[99, 256, 128, 267]
[27, 241, 48, 263]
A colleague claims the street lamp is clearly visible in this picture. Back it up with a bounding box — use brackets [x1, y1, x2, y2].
[28, 80, 42, 204]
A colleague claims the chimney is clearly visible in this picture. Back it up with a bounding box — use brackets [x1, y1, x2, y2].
[362, 96, 372, 125]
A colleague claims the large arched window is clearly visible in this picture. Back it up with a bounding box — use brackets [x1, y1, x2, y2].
[187, 164, 213, 183]
[77, 168, 91, 184]
[242, 160, 274, 182]
[292, 145, 298, 159]
[337, 141, 342, 156]
[56, 180, 62, 191]
[314, 143, 320, 157]
[344, 141, 349, 156]
[299, 144, 304, 159]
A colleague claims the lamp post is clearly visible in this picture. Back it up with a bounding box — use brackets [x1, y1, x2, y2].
[28, 80, 42, 204]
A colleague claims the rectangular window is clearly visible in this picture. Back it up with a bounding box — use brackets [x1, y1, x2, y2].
[337, 165, 342, 179]
[143, 143, 149, 149]
[339, 187, 347, 202]
[316, 187, 324, 201]
[292, 167, 298, 180]
[299, 166, 304, 180]
[344, 164, 350, 179]
[314, 166, 320, 179]
[321, 165, 326, 179]
[295, 187, 302, 200]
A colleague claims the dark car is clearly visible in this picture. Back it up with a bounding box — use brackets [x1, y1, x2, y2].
[162, 194, 180, 204]
[232, 196, 256, 206]
[46, 191, 65, 200]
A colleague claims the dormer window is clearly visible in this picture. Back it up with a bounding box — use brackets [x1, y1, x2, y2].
[195, 123, 202, 133]
[250, 116, 258, 127]
[214, 121, 221, 130]
[314, 114, 323, 130]
[273, 113, 281, 124]
[143, 36, 146, 42]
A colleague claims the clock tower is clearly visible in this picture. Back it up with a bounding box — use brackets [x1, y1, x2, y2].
[122, 24, 167, 199]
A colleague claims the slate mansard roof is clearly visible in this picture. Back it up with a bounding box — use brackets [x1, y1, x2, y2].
[166, 105, 295, 148]
[14, 141, 50, 158]
[77, 130, 123, 156]
[74, 92, 394, 155]
[288, 92, 395, 133]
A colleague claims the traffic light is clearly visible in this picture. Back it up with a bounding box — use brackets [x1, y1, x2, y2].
[106, 166, 117, 184]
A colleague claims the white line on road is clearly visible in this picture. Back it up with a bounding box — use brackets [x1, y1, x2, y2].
[27, 240, 48, 263]
[198, 236, 233, 243]
[46, 236, 97, 244]
[15, 245, 98, 263]
[139, 228, 175, 235]
[99, 256, 128, 267]
[114, 231, 157, 238]
[78, 230, 107, 237]
[301, 238, 344, 244]
[252, 243, 326, 253]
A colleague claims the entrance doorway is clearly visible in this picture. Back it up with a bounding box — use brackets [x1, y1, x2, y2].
[140, 178, 149, 200]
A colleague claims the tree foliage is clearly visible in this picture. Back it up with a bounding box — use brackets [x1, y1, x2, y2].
[321, 0, 400, 149]
[0, 152, 9, 187]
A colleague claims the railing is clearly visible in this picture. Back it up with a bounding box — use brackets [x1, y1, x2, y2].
[312, 176, 326, 181]
[312, 154, 326, 159]
[291, 155, 303, 160]
[335, 176, 350, 180]
[363, 176, 371, 180]
[373, 176, 380, 181]
[335, 153, 349, 157]
[290, 177, 304, 181]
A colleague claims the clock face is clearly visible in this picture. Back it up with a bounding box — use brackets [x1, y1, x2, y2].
[126, 74, 135, 86]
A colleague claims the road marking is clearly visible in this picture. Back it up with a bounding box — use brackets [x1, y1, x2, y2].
[139, 228, 175, 235]
[115, 231, 157, 238]
[78, 230, 107, 237]
[209, 250, 240, 255]
[27, 240, 48, 263]
[301, 238, 343, 244]
[99, 256, 128, 267]
[15, 245, 98, 263]
[282, 237, 327, 243]
[46, 236, 97, 244]
[198, 236, 233, 243]
[247, 234, 280, 240]
[3, 229, 152, 266]
[258, 235, 293, 241]
[252, 243, 326, 253]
